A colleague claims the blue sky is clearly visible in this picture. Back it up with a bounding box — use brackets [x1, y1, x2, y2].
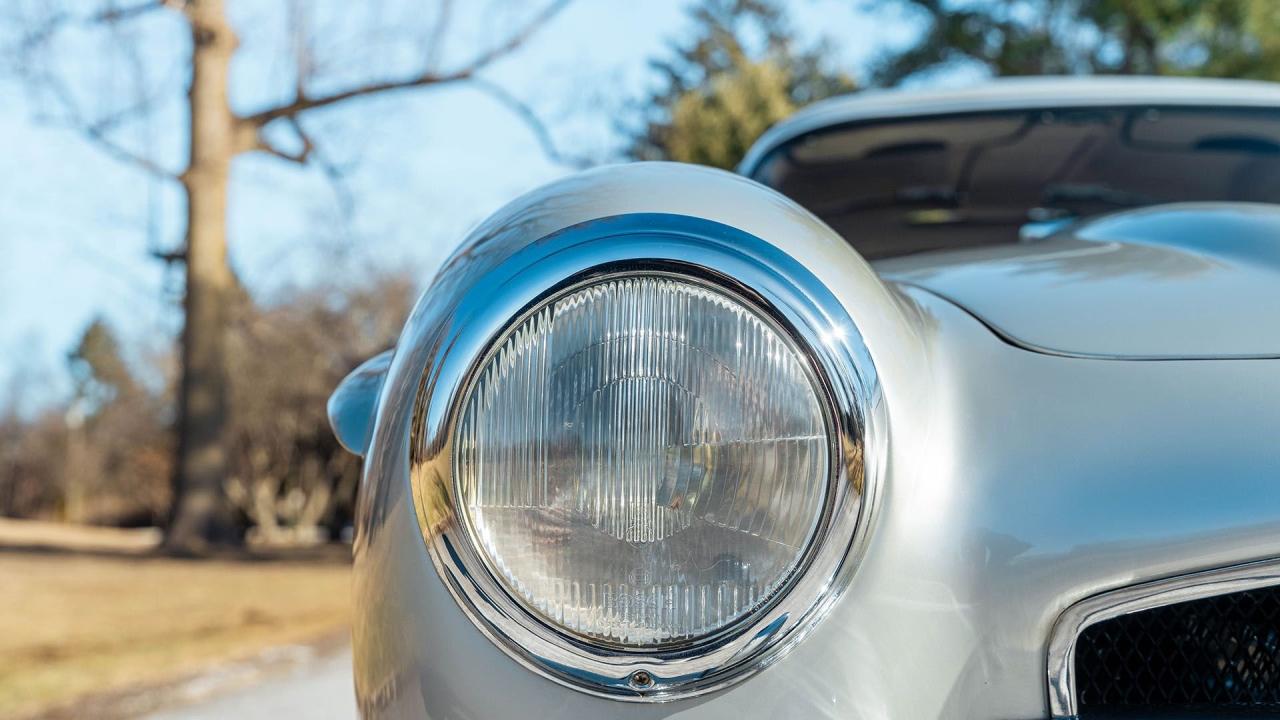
[0, 0, 920, 412]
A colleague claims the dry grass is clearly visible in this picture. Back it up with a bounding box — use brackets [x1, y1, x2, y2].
[0, 520, 351, 719]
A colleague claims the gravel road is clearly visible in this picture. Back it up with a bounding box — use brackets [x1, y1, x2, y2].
[145, 646, 356, 720]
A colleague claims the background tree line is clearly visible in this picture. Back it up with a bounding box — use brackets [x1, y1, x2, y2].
[0, 273, 413, 542]
[2, 0, 1278, 550]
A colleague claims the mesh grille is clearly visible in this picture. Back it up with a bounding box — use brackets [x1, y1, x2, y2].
[1075, 585, 1280, 717]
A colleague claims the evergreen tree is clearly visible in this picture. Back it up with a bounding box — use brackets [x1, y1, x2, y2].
[872, 0, 1280, 86]
[629, 0, 854, 169]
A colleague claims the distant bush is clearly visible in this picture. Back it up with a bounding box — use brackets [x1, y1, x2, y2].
[0, 270, 415, 541]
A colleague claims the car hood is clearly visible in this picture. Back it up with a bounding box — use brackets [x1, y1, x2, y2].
[875, 203, 1280, 359]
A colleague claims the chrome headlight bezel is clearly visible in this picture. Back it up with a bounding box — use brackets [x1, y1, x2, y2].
[409, 214, 883, 701]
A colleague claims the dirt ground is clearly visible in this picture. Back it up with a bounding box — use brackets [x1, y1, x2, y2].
[0, 519, 352, 719]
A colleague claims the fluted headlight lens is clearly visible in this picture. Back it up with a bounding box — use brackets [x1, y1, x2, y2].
[455, 275, 830, 647]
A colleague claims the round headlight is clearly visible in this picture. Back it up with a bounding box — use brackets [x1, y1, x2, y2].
[454, 274, 830, 647]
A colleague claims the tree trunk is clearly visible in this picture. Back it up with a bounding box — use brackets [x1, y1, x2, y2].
[165, 0, 240, 553]
[63, 421, 90, 524]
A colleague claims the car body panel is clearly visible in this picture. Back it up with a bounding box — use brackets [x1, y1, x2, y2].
[353, 281, 1280, 719]
[875, 203, 1280, 359]
[338, 77, 1280, 720]
[344, 161, 1280, 719]
[350, 162, 924, 716]
[330, 349, 394, 457]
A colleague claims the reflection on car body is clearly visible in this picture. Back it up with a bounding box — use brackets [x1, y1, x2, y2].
[331, 76, 1280, 719]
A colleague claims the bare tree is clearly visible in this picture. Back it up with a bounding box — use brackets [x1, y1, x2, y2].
[11, 0, 572, 553]
[223, 271, 415, 545]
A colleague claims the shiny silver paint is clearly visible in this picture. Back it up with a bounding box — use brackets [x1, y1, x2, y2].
[330, 349, 393, 457]
[330, 79, 1280, 719]
[346, 162, 922, 717]
[877, 203, 1280, 359]
[1047, 557, 1280, 718]
[405, 221, 884, 700]
[335, 162, 1280, 719]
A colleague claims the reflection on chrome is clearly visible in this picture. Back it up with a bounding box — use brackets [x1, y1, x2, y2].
[455, 274, 830, 648]
[407, 215, 883, 700]
[1047, 557, 1280, 718]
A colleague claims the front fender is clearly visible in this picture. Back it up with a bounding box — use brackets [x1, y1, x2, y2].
[346, 161, 939, 717]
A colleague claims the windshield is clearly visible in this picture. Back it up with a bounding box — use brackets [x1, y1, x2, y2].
[750, 107, 1280, 259]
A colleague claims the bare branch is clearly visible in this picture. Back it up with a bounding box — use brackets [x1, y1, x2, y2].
[250, 118, 355, 219]
[449, 0, 570, 79]
[12, 0, 182, 180]
[308, 146, 356, 226]
[424, 0, 455, 71]
[241, 0, 571, 127]
[287, 0, 312, 99]
[89, 0, 171, 25]
[252, 117, 313, 164]
[26, 0, 173, 41]
[469, 78, 593, 169]
[39, 72, 178, 180]
[241, 70, 462, 128]
[83, 119, 178, 179]
[254, 138, 308, 165]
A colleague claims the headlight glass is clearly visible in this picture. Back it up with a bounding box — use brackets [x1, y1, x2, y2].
[454, 274, 830, 647]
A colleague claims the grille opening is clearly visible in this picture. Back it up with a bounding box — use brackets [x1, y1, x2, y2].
[1074, 586, 1280, 718]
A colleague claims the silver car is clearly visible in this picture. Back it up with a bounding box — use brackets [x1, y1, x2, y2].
[330, 76, 1280, 719]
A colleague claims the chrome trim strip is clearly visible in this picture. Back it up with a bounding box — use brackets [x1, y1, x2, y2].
[408, 213, 886, 701]
[1046, 557, 1280, 718]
